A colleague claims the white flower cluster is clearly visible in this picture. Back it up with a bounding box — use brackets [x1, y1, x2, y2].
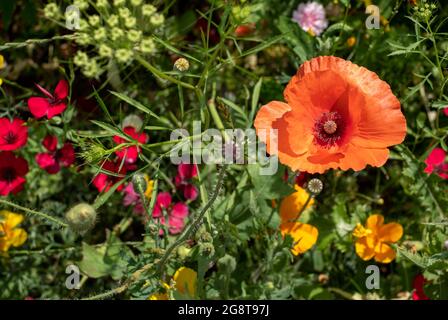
[43, 0, 165, 78]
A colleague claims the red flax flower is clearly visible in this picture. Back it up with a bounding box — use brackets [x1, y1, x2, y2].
[412, 274, 429, 300]
[113, 127, 148, 164]
[27, 80, 69, 119]
[35, 135, 75, 174]
[0, 118, 28, 151]
[254, 56, 407, 173]
[0, 152, 29, 196]
[424, 147, 448, 180]
[92, 160, 127, 193]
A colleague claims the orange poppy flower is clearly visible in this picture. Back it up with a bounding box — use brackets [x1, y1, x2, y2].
[352, 214, 403, 263]
[254, 56, 406, 174]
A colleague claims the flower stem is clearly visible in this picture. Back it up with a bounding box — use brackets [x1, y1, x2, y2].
[0, 199, 68, 228]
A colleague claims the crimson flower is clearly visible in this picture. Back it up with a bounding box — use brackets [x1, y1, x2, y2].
[152, 192, 189, 234]
[27, 80, 69, 119]
[0, 152, 29, 196]
[424, 147, 448, 180]
[174, 163, 198, 201]
[92, 160, 127, 193]
[412, 274, 429, 300]
[0, 118, 28, 151]
[35, 135, 75, 174]
[444, 107, 448, 117]
[113, 126, 148, 164]
[235, 24, 255, 37]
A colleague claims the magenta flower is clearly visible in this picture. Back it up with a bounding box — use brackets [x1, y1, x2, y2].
[424, 147, 448, 180]
[174, 163, 198, 201]
[152, 192, 189, 235]
[292, 1, 328, 36]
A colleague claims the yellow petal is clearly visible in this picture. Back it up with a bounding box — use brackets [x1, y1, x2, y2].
[0, 54, 4, 68]
[352, 223, 372, 238]
[280, 222, 318, 255]
[279, 185, 314, 223]
[0, 78, 3, 86]
[378, 222, 403, 243]
[355, 237, 375, 261]
[374, 243, 396, 264]
[173, 267, 197, 297]
[1, 211, 24, 230]
[366, 214, 384, 233]
[10, 228, 27, 247]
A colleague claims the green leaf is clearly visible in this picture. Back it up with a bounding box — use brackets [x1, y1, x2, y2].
[110, 91, 160, 120]
[247, 164, 294, 199]
[250, 78, 263, 125]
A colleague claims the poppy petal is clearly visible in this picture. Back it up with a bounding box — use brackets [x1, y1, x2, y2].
[366, 214, 384, 232]
[355, 237, 376, 261]
[280, 222, 318, 255]
[378, 222, 403, 243]
[42, 135, 58, 152]
[425, 148, 446, 166]
[374, 243, 396, 264]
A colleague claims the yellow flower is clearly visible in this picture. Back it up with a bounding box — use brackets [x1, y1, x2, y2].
[353, 214, 403, 264]
[173, 267, 197, 297]
[279, 185, 314, 223]
[346, 36, 356, 48]
[280, 222, 318, 255]
[0, 211, 27, 252]
[148, 292, 169, 300]
[144, 176, 154, 198]
[147, 267, 197, 300]
[0, 54, 5, 86]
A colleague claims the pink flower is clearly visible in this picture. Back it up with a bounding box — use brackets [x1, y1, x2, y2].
[122, 183, 146, 214]
[444, 107, 448, 117]
[35, 135, 75, 174]
[152, 192, 189, 235]
[424, 147, 448, 179]
[292, 1, 328, 36]
[113, 127, 148, 164]
[27, 80, 69, 119]
[174, 163, 198, 201]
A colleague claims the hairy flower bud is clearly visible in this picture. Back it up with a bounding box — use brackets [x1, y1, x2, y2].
[217, 254, 236, 274]
[66, 203, 97, 233]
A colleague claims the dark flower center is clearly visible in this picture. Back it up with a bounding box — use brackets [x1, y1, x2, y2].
[4, 131, 17, 144]
[313, 111, 345, 147]
[1, 167, 16, 182]
[48, 97, 63, 106]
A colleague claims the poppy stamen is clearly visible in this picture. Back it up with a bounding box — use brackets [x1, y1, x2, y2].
[313, 111, 344, 148]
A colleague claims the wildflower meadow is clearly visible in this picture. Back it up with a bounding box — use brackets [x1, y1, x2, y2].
[0, 0, 447, 302]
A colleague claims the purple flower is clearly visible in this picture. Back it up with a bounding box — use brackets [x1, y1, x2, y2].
[292, 1, 328, 36]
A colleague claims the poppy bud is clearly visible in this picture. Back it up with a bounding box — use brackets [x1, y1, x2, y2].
[122, 114, 143, 132]
[65, 203, 97, 233]
[217, 254, 236, 274]
[445, 240, 448, 250]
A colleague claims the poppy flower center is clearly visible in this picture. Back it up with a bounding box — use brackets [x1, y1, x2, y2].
[1, 167, 16, 182]
[5, 131, 17, 144]
[313, 111, 344, 147]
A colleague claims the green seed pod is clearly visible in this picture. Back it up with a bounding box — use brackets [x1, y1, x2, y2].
[217, 254, 236, 274]
[177, 245, 192, 260]
[65, 203, 97, 233]
[132, 173, 147, 194]
[199, 242, 215, 257]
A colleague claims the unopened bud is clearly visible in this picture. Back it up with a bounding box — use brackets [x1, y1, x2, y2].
[445, 240, 448, 250]
[132, 173, 148, 194]
[122, 114, 143, 132]
[66, 203, 97, 233]
[217, 254, 236, 274]
[174, 58, 189, 72]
